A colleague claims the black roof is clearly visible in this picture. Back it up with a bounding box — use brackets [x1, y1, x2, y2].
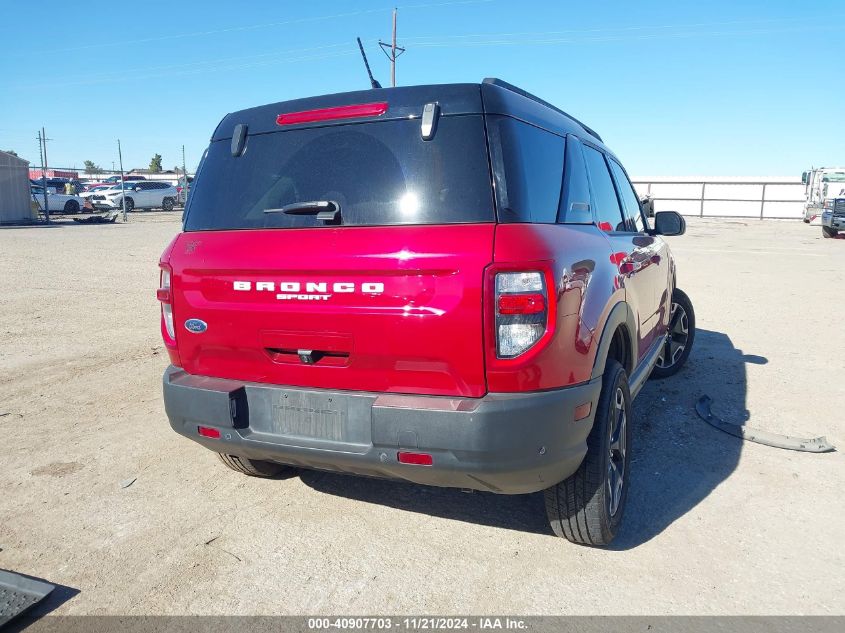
[211, 78, 606, 150]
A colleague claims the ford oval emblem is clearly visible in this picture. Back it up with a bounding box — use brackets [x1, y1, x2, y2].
[184, 318, 207, 334]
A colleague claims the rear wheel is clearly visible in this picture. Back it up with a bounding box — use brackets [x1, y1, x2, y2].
[217, 453, 292, 478]
[650, 288, 695, 379]
[822, 226, 838, 238]
[63, 200, 79, 214]
[544, 359, 631, 546]
[162, 197, 175, 212]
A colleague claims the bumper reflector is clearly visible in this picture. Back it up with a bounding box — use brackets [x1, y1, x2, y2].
[397, 451, 433, 466]
[574, 402, 592, 421]
[198, 426, 221, 439]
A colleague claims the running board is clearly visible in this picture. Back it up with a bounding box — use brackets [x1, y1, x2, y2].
[629, 335, 665, 400]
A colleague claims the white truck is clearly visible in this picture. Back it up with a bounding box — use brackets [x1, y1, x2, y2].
[802, 167, 845, 222]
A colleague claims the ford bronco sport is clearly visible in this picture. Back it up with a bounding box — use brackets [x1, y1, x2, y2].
[159, 78, 695, 545]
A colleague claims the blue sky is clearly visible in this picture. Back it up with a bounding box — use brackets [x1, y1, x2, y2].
[1, 0, 843, 176]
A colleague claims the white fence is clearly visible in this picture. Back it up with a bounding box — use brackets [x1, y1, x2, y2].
[631, 177, 805, 219]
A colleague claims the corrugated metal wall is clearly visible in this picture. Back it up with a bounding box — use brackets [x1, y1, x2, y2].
[0, 151, 35, 224]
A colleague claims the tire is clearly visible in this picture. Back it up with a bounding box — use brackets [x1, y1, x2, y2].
[650, 288, 695, 379]
[162, 197, 175, 212]
[63, 200, 80, 214]
[123, 197, 135, 212]
[822, 226, 838, 238]
[217, 453, 292, 478]
[544, 359, 632, 546]
[803, 218, 810, 224]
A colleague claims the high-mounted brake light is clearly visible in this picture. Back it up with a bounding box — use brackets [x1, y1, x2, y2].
[494, 272, 548, 358]
[276, 102, 388, 126]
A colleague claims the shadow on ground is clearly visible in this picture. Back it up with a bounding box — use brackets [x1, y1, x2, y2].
[3, 574, 79, 632]
[301, 329, 766, 548]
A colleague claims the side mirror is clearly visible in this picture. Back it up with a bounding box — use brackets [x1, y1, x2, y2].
[639, 195, 655, 218]
[134, 186, 142, 191]
[653, 211, 685, 236]
[801, 171, 808, 185]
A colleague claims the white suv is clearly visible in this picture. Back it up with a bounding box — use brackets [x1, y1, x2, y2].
[91, 181, 179, 212]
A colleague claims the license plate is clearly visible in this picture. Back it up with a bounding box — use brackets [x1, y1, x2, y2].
[272, 391, 347, 441]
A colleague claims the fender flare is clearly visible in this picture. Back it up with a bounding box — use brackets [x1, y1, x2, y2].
[590, 301, 638, 379]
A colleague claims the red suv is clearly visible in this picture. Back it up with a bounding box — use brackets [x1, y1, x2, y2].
[159, 79, 694, 545]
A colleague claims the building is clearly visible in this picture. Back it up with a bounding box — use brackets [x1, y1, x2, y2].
[29, 168, 79, 180]
[1, 151, 36, 224]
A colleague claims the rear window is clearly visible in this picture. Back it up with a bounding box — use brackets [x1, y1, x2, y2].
[184, 115, 494, 231]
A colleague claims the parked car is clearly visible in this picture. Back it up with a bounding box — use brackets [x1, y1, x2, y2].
[158, 79, 694, 546]
[80, 184, 123, 205]
[30, 178, 82, 194]
[101, 175, 146, 184]
[91, 181, 178, 211]
[821, 195, 845, 238]
[30, 185, 86, 213]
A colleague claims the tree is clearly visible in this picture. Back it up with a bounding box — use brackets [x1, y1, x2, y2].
[83, 160, 103, 174]
[149, 154, 163, 173]
[3, 149, 17, 156]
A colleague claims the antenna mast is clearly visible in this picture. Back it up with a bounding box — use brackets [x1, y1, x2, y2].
[356, 37, 382, 89]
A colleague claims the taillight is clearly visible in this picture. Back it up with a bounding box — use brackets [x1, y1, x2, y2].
[494, 272, 548, 358]
[158, 265, 175, 341]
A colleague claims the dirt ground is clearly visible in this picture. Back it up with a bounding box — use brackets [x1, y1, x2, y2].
[1, 213, 843, 616]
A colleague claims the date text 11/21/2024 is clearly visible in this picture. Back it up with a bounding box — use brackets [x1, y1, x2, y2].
[306, 617, 528, 630]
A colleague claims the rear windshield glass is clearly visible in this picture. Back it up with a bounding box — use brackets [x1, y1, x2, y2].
[184, 115, 494, 231]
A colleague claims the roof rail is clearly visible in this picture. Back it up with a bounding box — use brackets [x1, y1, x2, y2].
[482, 78, 603, 142]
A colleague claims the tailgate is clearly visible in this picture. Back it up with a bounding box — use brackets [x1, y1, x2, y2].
[168, 224, 493, 397]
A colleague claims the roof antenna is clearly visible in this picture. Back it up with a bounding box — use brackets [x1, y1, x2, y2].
[357, 37, 382, 89]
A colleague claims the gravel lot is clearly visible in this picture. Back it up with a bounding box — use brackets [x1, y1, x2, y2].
[1, 213, 843, 616]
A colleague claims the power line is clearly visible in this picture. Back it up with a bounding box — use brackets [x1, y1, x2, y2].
[399, 13, 842, 43]
[404, 23, 840, 49]
[27, 0, 493, 56]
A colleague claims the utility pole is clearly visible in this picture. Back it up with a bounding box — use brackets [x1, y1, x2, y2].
[181, 144, 187, 206]
[36, 129, 50, 223]
[379, 8, 404, 87]
[117, 139, 127, 222]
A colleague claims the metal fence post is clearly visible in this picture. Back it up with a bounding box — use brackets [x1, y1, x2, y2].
[760, 183, 767, 219]
[700, 183, 706, 218]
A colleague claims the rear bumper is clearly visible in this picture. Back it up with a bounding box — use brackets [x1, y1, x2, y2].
[162, 366, 602, 494]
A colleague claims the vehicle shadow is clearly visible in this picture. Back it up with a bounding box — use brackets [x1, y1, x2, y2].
[610, 328, 764, 549]
[300, 328, 764, 547]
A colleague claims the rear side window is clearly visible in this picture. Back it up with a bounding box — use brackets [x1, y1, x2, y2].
[582, 146, 625, 232]
[488, 116, 564, 223]
[558, 135, 593, 224]
[608, 158, 645, 232]
[184, 116, 494, 231]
